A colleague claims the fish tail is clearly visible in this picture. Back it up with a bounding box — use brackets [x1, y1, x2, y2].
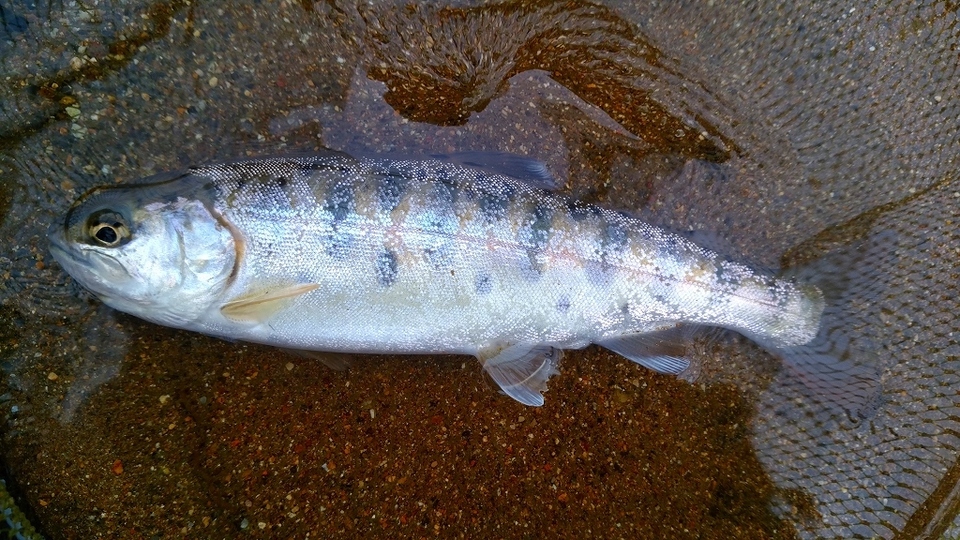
[763, 228, 897, 421]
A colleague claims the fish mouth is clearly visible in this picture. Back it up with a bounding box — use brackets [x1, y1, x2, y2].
[47, 222, 91, 271]
[47, 232, 93, 287]
[47, 222, 74, 266]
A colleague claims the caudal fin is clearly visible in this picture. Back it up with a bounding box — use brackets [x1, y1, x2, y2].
[769, 228, 897, 420]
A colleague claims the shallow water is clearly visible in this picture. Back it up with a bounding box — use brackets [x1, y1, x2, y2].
[0, 1, 958, 538]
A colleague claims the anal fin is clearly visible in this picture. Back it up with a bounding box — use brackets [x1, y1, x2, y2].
[596, 327, 696, 376]
[478, 343, 562, 406]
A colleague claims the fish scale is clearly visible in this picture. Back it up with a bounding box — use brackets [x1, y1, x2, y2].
[49, 148, 869, 409]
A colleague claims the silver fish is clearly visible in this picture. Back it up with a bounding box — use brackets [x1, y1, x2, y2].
[48, 149, 870, 409]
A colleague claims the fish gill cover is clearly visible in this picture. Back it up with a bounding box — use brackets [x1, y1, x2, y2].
[0, 1, 957, 538]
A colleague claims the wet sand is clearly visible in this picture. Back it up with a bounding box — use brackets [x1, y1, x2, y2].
[1, 1, 959, 538]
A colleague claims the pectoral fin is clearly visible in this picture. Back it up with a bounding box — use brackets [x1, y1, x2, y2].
[221, 283, 319, 322]
[478, 343, 562, 406]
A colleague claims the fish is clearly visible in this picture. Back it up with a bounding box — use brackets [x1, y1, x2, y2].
[48, 149, 877, 412]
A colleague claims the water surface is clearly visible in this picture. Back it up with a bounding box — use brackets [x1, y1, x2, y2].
[1, 1, 958, 538]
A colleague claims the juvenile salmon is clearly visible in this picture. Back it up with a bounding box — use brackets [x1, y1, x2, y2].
[48, 150, 869, 409]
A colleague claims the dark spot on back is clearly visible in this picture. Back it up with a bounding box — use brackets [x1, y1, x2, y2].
[424, 245, 453, 270]
[477, 184, 515, 223]
[556, 296, 571, 313]
[322, 182, 356, 258]
[376, 173, 407, 213]
[304, 159, 352, 174]
[324, 182, 354, 223]
[634, 223, 658, 243]
[659, 234, 688, 255]
[528, 203, 553, 251]
[567, 200, 601, 221]
[324, 229, 355, 260]
[515, 202, 555, 281]
[601, 218, 630, 261]
[422, 207, 457, 234]
[376, 249, 399, 286]
[605, 219, 629, 250]
[654, 236, 696, 273]
[475, 272, 493, 295]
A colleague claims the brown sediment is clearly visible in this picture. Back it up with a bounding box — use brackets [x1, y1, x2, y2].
[355, 1, 737, 162]
[2, 321, 794, 538]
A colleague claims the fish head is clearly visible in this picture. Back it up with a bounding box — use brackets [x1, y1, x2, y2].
[49, 182, 237, 327]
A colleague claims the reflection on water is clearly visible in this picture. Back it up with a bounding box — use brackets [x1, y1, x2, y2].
[0, 0, 958, 538]
[341, 2, 740, 160]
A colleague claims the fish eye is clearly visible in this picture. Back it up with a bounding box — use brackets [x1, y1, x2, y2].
[87, 210, 130, 247]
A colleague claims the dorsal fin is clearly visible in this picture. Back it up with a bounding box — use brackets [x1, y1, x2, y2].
[431, 151, 560, 190]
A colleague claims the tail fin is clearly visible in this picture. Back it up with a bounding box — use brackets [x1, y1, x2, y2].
[766, 228, 897, 421]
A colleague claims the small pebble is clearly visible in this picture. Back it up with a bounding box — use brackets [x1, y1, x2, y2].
[47, 372, 58, 381]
